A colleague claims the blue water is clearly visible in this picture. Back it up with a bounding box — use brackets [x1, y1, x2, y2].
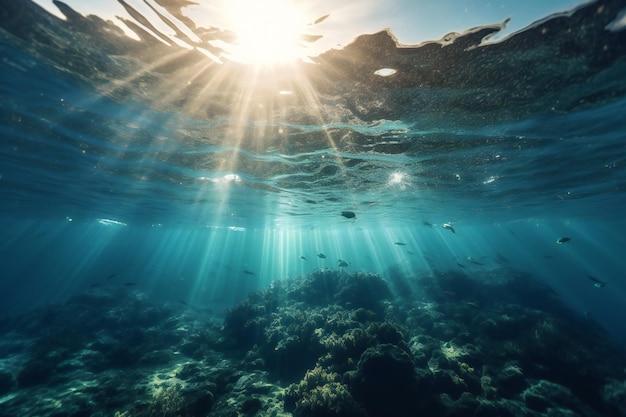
[1, 1, 626, 416]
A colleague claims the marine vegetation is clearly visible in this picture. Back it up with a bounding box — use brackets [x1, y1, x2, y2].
[1, 268, 626, 417]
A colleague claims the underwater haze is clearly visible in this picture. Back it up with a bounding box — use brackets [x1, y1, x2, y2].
[1, 0, 626, 416]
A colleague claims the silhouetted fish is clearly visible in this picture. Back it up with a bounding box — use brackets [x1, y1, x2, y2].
[443, 223, 456, 233]
[341, 211, 356, 219]
[317, 253, 326, 259]
[88, 283, 101, 288]
[300, 256, 307, 261]
[179, 300, 189, 306]
[301, 33, 323, 42]
[338, 259, 348, 268]
[556, 237, 571, 244]
[243, 270, 256, 276]
[394, 242, 406, 246]
[587, 275, 606, 288]
[312, 14, 329, 25]
[456, 262, 466, 268]
[106, 273, 117, 280]
[124, 282, 137, 286]
[422, 221, 433, 227]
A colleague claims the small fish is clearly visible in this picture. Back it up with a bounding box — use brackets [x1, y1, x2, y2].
[456, 262, 466, 268]
[341, 211, 356, 219]
[106, 273, 117, 280]
[443, 223, 456, 234]
[394, 242, 407, 246]
[88, 283, 101, 288]
[587, 275, 606, 288]
[556, 237, 571, 244]
[243, 270, 256, 276]
[422, 221, 433, 227]
[467, 257, 484, 266]
[124, 282, 137, 286]
[300, 256, 307, 261]
[312, 14, 329, 25]
[338, 259, 348, 268]
[317, 253, 326, 259]
[406, 251, 414, 255]
[179, 300, 189, 306]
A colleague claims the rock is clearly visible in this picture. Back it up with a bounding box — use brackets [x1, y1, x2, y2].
[522, 380, 588, 414]
[16, 359, 55, 388]
[497, 362, 527, 396]
[240, 397, 262, 415]
[0, 371, 14, 394]
[350, 343, 424, 417]
[601, 379, 626, 416]
[187, 390, 214, 416]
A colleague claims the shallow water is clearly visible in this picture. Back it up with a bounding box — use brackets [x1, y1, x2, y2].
[1, 1, 626, 416]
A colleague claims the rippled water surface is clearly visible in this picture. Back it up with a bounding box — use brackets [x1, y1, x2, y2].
[2, 0, 625, 227]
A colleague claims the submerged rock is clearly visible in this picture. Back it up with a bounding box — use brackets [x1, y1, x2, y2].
[349, 344, 416, 413]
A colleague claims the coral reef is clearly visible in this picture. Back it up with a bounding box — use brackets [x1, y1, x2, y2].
[0, 268, 625, 417]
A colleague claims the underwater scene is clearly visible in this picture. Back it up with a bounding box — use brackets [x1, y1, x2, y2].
[2, 0, 626, 416]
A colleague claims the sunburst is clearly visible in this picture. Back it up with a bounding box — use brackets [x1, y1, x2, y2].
[220, 0, 310, 64]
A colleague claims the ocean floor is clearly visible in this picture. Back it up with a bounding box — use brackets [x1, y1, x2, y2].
[1, 267, 625, 417]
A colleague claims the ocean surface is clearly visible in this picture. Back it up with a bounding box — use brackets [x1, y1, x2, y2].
[1, 1, 626, 416]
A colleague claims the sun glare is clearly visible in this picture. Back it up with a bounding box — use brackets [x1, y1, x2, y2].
[222, 0, 309, 64]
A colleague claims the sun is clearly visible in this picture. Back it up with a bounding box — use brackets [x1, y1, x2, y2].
[222, 0, 309, 64]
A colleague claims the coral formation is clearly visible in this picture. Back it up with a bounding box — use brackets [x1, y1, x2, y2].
[0, 268, 625, 417]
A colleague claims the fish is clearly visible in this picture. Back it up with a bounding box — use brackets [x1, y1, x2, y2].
[243, 270, 256, 276]
[443, 223, 456, 233]
[312, 14, 329, 25]
[394, 242, 406, 246]
[422, 221, 433, 227]
[406, 251, 414, 255]
[586, 275, 606, 288]
[456, 262, 466, 268]
[341, 211, 356, 219]
[124, 282, 137, 286]
[105, 273, 117, 280]
[467, 257, 484, 265]
[338, 259, 348, 268]
[317, 253, 326, 259]
[88, 283, 101, 288]
[556, 237, 571, 244]
[300, 256, 307, 261]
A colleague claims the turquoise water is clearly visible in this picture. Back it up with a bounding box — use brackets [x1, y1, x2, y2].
[2, 1, 626, 416]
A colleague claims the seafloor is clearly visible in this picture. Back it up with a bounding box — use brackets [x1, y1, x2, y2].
[1, 268, 625, 417]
